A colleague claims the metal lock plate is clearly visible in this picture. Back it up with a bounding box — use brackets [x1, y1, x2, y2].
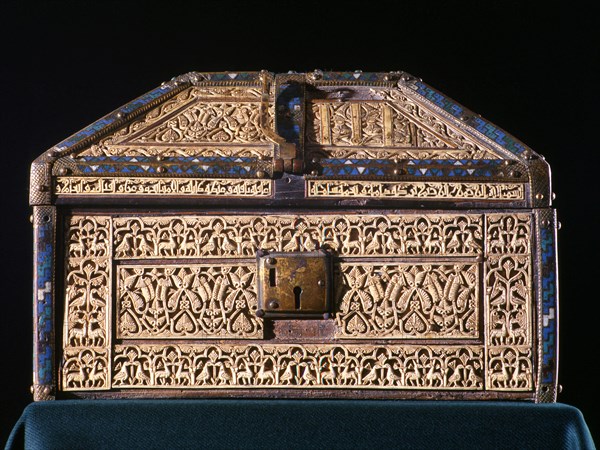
[256, 250, 331, 319]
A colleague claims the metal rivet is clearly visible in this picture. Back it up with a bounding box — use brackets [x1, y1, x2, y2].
[311, 157, 319, 164]
[536, 193, 544, 200]
[552, 192, 556, 201]
[29, 215, 33, 224]
[256, 170, 266, 178]
[30, 385, 34, 394]
[156, 155, 163, 162]
[393, 169, 399, 175]
[543, 220, 551, 227]
[43, 386, 51, 395]
[317, 280, 325, 287]
[37, 185, 48, 192]
[310, 170, 318, 176]
[558, 384, 563, 394]
[157, 166, 166, 174]
[268, 300, 279, 309]
[286, 177, 292, 184]
[557, 222, 562, 230]
[58, 167, 69, 176]
[255, 309, 265, 318]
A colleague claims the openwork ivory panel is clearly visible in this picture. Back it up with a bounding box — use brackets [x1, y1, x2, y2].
[61, 212, 534, 394]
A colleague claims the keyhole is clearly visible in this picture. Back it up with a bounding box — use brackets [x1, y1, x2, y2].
[293, 286, 303, 310]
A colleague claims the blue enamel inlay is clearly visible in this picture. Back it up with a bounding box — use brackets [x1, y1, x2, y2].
[77, 156, 258, 176]
[414, 81, 526, 156]
[276, 83, 303, 146]
[469, 117, 526, 155]
[322, 72, 384, 82]
[414, 81, 464, 118]
[55, 84, 175, 151]
[540, 226, 557, 384]
[319, 159, 503, 178]
[204, 72, 257, 82]
[36, 222, 54, 385]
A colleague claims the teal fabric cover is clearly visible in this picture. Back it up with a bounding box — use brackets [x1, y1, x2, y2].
[5, 400, 596, 450]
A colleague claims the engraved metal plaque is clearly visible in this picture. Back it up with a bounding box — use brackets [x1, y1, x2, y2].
[30, 71, 559, 402]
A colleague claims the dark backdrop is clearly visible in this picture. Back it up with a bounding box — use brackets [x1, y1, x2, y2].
[1, 1, 598, 445]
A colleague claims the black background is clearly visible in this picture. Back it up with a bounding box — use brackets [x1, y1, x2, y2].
[1, 0, 598, 445]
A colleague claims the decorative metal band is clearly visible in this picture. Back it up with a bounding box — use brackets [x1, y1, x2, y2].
[536, 210, 559, 395]
[112, 344, 484, 390]
[117, 264, 262, 339]
[112, 214, 483, 259]
[307, 180, 524, 200]
[335, 263, 479, 339]
[33, 206, 56, 398]
[317, 158, 506, 178]
[73, 156, 263, 177]
[54, 177, 272, 197]
[411, 81, 527, 156]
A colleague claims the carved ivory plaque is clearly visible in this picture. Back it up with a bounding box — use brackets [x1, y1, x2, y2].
[30, 71, 558, 402]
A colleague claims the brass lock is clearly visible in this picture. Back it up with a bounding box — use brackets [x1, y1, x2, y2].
[256, 250, 331, 319]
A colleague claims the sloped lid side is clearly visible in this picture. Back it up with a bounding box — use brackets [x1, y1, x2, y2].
[30, 71, 551, 208]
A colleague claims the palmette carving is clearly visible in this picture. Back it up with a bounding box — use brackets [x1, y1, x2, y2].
[487, 347, 533, 391]
[487, 214, 531, 254]
[336, 264, 478, 338]
[63, 216, 112, 390]
[80, 87, 272, 158]
[132, 102, 268, 144]
[117, 265, 262, 339]
[486, 255, 531, 346]
[112, 344, 484, 390]
[62, 348, 109, 391]
[65, 259, 110, 347]
[113, 214, 483, 259]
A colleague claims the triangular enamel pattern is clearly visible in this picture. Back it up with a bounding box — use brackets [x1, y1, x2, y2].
[57, 72, 515, 164]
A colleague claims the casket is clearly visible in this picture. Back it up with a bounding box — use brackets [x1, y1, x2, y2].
[29, 70, 559, 402]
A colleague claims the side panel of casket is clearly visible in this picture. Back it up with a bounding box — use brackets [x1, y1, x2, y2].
[59, 210, 536, 397]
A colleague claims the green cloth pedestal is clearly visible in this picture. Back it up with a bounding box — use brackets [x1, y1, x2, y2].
[6, 400, 596, 449]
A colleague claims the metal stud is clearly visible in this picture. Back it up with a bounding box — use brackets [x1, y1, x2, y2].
[268, 300, 279, 309]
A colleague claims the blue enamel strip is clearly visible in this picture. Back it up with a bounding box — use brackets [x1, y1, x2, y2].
[36, 222, 54, 385]
[540, 226, 557, 384]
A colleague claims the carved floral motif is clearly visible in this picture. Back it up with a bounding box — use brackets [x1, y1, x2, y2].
[336, 264, 478, 338]
[487, 347, 533, 390]
[117, 265, 261, 339]
[113, 344, 484, 390]
[112, 214, 483, 259]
